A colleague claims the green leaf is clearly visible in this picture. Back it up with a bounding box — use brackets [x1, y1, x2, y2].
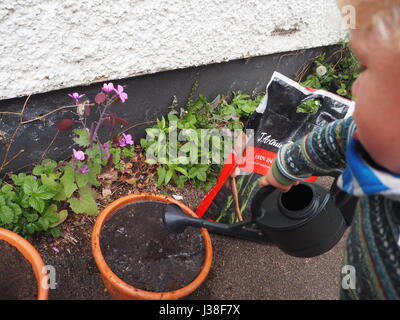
[61, 166, 77, 198]
[158, 116, 166, 129]
[26, 223, 37, 235]
[53, 188, 67, 201]
[221, 105, 236, 116]
[40, 173, 61, 187]
[49, 209, 68, 228]
[48, 227, 61, 238]
[157, 167, 166, 186]
[0, 184, 13, 194]
[175, 167, 188, 176]
[196, 171, 207, 182]
[87, 163, 101, 187]
[165, 169, 174, 185]
[24, 212, 39, 222]
[145, 158, 157, 165]
[8, 203, 22, 216]
[23, 176, 39, 195]
[19, 193, 30, 208]
[28, 196, 45, 213]
[145, 128, 158, 139]
[73, 129, 90, 147]
[75, 172, 89, 188]
[32, 164, 44, 176]
[85, 146, 101, 160]
[0, 205, 14, 224]
[43, 204, 61, 225]
[11, 173, 27, 186]
[68, 187, 98, 215]
[168, 113, 179, 122]
[140, 138, 148, 148]
[33, 159, 58, 176]
[173, 175, 188, 188]
[34, 184, 58, 200]
[36, 217, 49, 230]
[110, 148, 121, 166]
[296, 99, 321, 114]
[121, 147, 134, 159]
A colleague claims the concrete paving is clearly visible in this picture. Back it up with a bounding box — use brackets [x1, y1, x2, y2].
[187, 177, 349, 300]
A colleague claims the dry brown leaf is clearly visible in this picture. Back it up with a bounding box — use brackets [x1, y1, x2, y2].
[98, 170, 119, 182]
[123, 177, 138, 185]
[125, 162, 133, 169]
[102, 188, 112, 198]
[124, 169, 133, 175]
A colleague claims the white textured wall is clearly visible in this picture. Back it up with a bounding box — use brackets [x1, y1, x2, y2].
[0, 0, 346, 100]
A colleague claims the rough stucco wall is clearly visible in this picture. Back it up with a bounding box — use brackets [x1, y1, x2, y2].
[0, 0, 346, 100]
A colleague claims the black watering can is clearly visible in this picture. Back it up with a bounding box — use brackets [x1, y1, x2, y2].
[163, 182, 356, 258]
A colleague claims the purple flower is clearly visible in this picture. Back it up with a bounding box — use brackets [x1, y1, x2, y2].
[123, 133, 133, 145]
[103, 143, 111, 159]
[80, 165, 88, 174]
[118, 133, 133, 147]
[114, 85, 128, 103]
[68, 92, 85, 105]
[118, 137, 126, 147]
[102, 83, 115, 93]
[73, 149, 85, 161]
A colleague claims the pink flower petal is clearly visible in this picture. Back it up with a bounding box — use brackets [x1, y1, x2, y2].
[118, 137, 126, 147]
[80, 165, 88, 174]
[102, 83, 115, 93]
[122, 133, 133, 145]
[73, 149, 85, 161]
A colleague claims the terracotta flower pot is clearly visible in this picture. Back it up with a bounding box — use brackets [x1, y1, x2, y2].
[92, 193, 213, 300]
[0, 228, 48, 300]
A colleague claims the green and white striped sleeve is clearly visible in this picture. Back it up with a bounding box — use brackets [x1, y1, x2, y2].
[271, 117, 356, 186]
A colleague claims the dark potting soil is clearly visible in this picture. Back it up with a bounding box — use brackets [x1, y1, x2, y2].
[100, 201, 205, 293]
[0, 240, 37, 300]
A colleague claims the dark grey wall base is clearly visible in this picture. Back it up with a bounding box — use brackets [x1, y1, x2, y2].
[0, 45, 335, 175]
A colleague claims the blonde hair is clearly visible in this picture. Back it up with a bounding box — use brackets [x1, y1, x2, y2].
[338, 0, 400, 51]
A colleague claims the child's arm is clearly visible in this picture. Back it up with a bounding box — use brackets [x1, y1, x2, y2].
[260, 116, 356, 190]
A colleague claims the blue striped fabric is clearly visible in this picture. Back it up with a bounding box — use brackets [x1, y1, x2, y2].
[337, 138, 399, 197]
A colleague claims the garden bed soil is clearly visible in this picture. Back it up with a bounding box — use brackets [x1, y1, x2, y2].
[0, 240, 37, 300]
[100, 201, 205, 292]
[29, 148, 206, 299]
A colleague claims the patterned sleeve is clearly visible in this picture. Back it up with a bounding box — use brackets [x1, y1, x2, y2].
[271, 117, 356, 185]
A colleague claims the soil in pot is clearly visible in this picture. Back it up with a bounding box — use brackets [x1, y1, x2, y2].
[0, 240, 37, 300]
[100, 201, 205, 292]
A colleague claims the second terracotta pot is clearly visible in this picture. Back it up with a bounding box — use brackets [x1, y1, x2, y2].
[92, 193, 213, 300]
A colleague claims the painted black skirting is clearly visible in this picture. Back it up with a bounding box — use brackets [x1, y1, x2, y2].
[0, 45, 336, 175]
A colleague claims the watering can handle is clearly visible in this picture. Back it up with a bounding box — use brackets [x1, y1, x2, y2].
[250, 185, 277, 220]
[330, 180, 358, 226]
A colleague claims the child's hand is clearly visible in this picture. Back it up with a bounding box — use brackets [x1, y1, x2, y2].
[258, 166, 299, 192]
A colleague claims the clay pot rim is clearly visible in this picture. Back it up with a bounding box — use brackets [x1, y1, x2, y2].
[0, 227, 49, 300]
[92, 193, 213, 300]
